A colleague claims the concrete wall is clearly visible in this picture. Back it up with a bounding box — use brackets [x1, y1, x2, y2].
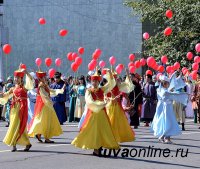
[1, 0, 142, 78]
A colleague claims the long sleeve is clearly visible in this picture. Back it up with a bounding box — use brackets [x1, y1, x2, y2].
[85, 90, 106, 113]
[165, 91, 188, 106]
[0, 91, 13, 105]
[49, 88, 64, 97]
[24, 74, 34, 90]
[39, 87, 55, 111]
[118, 76, 135, 93]
[101, 72, 116, 94]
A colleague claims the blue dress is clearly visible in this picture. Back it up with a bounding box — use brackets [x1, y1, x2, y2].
[50, 80, 67, 124]
[151, 87, 188, 138]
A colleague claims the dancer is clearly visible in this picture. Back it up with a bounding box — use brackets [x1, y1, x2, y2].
[27, 72, 38, 124]
[0, 68, 34, 152]
[28, 71, 64, 143]
[106, 69, 135, 143]
[151, 75, 188, 143]
[71, 68, 119, 156]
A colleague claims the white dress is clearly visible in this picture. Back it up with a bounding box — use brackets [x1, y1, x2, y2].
[185, 83, 194, 118]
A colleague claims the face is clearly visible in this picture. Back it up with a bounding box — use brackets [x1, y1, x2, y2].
[197, 74, 200, 81]
[79, 79, 83, 84]
[7, 79, 13, 84]
[14, 76, 22, 85]
[146, 76, 151, 83]
[54, 77, 61, 83]
[162, 81, 170, 88]
[91, 80, 99, 88]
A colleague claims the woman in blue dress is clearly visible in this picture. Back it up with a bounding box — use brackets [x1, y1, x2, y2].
[151, 75, 188, 143]
[74, 76, 86, 122]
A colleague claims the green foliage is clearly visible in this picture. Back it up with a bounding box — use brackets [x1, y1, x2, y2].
[124, 0, 200, 67]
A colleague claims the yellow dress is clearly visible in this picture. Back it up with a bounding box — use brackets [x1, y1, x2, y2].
[0, 75, 34, 146]
[71, 73, 119, 150]
[106, 76, 135, 143]
[28, 85, 63, 139]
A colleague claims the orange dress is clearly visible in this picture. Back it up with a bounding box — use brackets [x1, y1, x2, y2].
[71, 88, 119, 149]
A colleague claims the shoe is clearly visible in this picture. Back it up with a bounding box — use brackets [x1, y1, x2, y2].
[134, 126, 138, 129]
[36, 135, 43, 143]
[144, 123, 149, 127]
[158, 137, 164, 143]
[181, 123, 185, 131]
[5, 124, 9, 127]
[45, 140, 55, 143]
[24, 144, 32, 151]
[164, 139, 173, 144]
[11, 146, 17, 152]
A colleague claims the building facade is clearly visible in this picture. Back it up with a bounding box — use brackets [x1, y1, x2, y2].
[0, 0, 142, 79]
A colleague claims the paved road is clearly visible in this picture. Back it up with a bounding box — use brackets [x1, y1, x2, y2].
[0, 119, 199, 169]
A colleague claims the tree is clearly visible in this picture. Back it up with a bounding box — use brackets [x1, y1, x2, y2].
[124, 0, 200, 68]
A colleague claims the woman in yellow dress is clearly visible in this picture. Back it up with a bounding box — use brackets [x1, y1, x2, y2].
[106, 68, 135, 143]
[0, 68, 34, 152]
[28, 71, 64, 143]
[71, 68, 119, 156]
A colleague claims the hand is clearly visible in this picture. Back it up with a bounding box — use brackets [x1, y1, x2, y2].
[62, 84, 66, 90]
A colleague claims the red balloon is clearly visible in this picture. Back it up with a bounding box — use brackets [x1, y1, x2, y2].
[45, 58, 52, 67]
[161, 55, 168, 64]
[183, 69, 189, 75]
[55, 58, 62, 67]
[48, 68, 56, 78]
[190, 71, 197, 80]
[164, 27, 172, 36]
[166, 66, 172, 73]
[118, 64, 124, 70]
[182, 67, 187, 73]
[128, 62, 135, 68]
[35, 58, 42, 67]
[67, 52, 73, 61]
[3, 44, 12, 55]
[88, 62, 95, 71]
[39, 18, 46, 25]
[194, 56, 200, 63]
[91, 59, 97, 67]
[71, 62, 79, 72]
[192, 63, 199, 71]
[195, 43, 200, 53]
[135, 60, 141, 69]
[146, 70, 153, 76]
[99, 60, 106, 68]
[152, 64, 159, 71]
[158, 65, 164, 73]
[109, 56, 116, 65]
[78, 47, 85, 55]
[92, 49, 102, 60]
[95, 48, 102, 57]
[174, 62, 180, 70]
[143, 32, 150, 40]
[75, 57, 83, 66]
[115, 65, 123, 74]
[165, 10, 173, 19]
[129, 66, 136, 74]
[129, 54, 135, 61]
[72, 52, 78, 60]
[187, 52, 193, 60]
[20, 64, 26, 70]
[147, 56, 156, 67]
[59, 29, 68, 36]
[140, 58, 146, 66]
